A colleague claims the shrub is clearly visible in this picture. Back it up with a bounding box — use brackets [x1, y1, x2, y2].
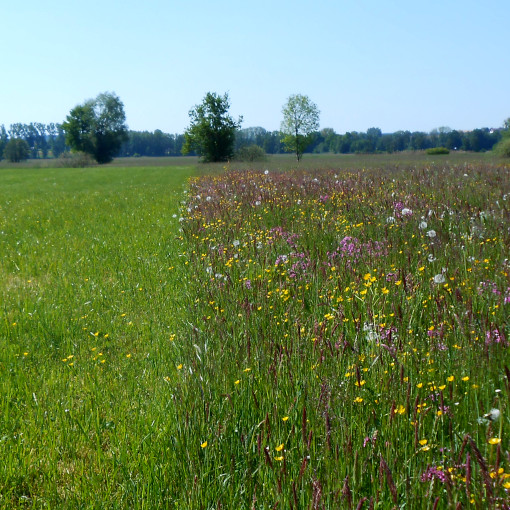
[235, 144, 267, 162]
[56, 151, 95, 168]
[494, 137, 510, 157]
[3, 138, 30, 163]
[426, 147, 449, 155]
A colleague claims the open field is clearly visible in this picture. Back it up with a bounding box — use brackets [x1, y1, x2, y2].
[1, 158, 509, 508]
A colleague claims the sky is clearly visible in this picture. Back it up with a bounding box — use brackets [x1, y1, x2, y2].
[1, 0, 509, 135]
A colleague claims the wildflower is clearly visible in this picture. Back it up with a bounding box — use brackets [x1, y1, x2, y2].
[419, 221, 428, 230]
[426, 230, 436, 238]
[402, 208, 413, 216]
[201, 441, 208, 448]
[275, 456, 284, 461]
[282, 416, 289, 421]
[234, 380, 240, 385]
[488, 438, 501, 445]
[275, 443, 284, 452]
[386, 216, 396, 224]
[177, 364, 183, 370]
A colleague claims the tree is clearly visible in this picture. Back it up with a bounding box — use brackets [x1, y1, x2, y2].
[3, 138, 30, 163]
[280, 94, 320, 161]
[182, 92, 242, 162]
[62, 92, 128, 164]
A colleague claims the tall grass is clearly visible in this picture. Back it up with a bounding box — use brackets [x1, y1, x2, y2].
[1, 159, 509, 508]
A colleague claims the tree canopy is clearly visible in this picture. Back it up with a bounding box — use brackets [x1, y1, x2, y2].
[182, 92, 242, 162]
[62, 92, 128, 164]
[281, 94, 320, 161]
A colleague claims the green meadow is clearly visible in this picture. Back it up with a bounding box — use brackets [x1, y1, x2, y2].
[1, 154, 509, 508]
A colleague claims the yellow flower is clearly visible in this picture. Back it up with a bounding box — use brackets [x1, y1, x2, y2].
[201, 441, 208, 448]
[419, 439, 428, 446]
[447, 375, 454, 382]
[275, 456, 284, 461]
[275, 443, 284, 452]
[488, 438, 501, 445]
[282, 416, 289, 422]
[234, 380, 240, 385]
[417, 383, 423, 388]
[462, 376, 469, 382]
[353, 397, 363, 403]
[177, 364, 183, 370]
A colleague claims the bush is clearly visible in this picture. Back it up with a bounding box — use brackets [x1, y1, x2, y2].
[3, 138, 30, 163]
[235, 144, 267, 162]
[494, 137, 510, 157]
[426, 147, 450, 155]
[56, 151, 95, 168]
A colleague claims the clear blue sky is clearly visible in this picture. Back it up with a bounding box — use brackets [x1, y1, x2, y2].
[2, 0, 509, 134]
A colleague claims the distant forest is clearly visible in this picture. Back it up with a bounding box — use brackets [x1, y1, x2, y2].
[0, 122, 504, 160]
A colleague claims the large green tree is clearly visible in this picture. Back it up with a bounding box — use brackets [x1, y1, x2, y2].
[62, 92, 128, 164]
[280, 94, 320, 161]
[182, 92, 242, 162]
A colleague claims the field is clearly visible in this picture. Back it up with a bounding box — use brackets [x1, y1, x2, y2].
[1, 154, 509, 508]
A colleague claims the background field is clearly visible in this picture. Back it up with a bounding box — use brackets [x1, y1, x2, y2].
[1, 154, 509, 508]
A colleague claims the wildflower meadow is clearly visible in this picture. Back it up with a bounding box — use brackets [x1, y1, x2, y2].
[1, 157, 509, 508]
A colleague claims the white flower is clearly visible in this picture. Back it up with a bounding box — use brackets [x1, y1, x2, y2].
[426, 230, 436, 238]
[433, 274, 446, 284]
[233, 240, 240, 247]
[264, 170, 269, 175]
[402, 208, 413, 216]
[428, 254, 436, 262]
[255, 201, 261, 206]
[419, 221, 428, 230]
[386, 216, 396, 224]
[206, 196, 212, 202]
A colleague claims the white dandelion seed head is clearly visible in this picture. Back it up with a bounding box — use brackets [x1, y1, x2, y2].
[485, 409, 500, 422]
[433, 274, 446, 284]
[426, 230, 437, 238]
[419, 221, 428, 230]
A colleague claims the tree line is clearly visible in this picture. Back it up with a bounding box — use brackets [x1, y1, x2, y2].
[2, 123, 503, 161]
[0, 90, 506, 163]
